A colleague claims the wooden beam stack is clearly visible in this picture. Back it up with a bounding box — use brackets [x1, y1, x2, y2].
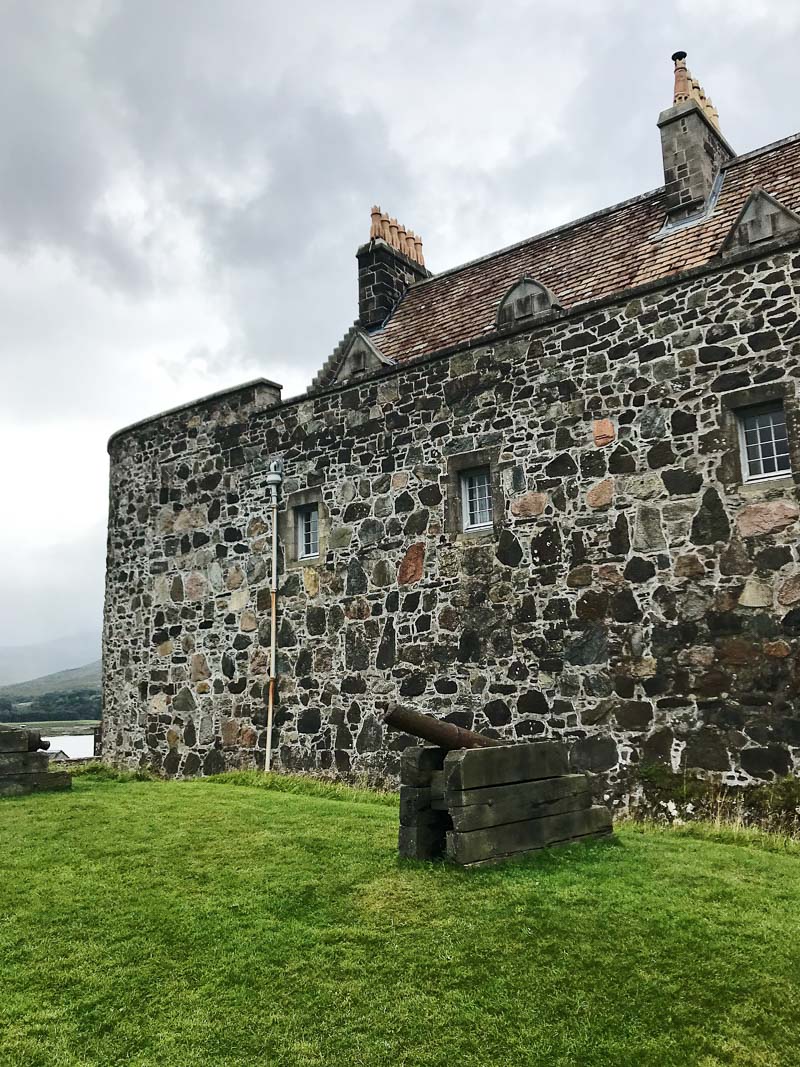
[399, 741, 612, 867]
[0, 727, 72, 798]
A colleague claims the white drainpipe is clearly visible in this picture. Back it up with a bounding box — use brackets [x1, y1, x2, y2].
[264, 459, 283, 772]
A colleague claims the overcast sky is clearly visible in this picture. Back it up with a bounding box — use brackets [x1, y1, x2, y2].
[1, 0, 800, 652]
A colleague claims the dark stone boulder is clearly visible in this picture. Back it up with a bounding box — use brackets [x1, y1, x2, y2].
[610, 588, 641, 623]
[344, 628, 370, 671]
[203, 748, 225, 776]
[570, 735, 619, 772]
[173, 687, 196, 713]
[740, 744, 791, 779]
[609, 513, 630, 556]
[624, 556, 656, 582]
[376, 617, 396, 670]
[307, 606, 327, 636]
[690, 488, 731, 545]
[356, 716, 383, 753]
[641, 728, 673, 765]
[345, 558, 368, 595]
[545, 453, 579, 478]
[399, 672, 426, 696]
[183, 751, 201, 776]
[564, 624, 608, 666]
[530, 524, 562, 566]
[662, 468, 703, 495]
[297, 708, 321, 734]
[615, 700, 653, 731]
[517, 690, 548, 715]
[496, 529, 523, 568]
[457, 628, 483, 662]
[681, 727, 730, 771]
[485, 699, 511, 726]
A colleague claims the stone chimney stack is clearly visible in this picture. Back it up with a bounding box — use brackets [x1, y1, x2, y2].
[357, 206, 430, 330]
[658, 51, 735, 223]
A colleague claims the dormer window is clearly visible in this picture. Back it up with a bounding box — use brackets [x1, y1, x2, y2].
[496, 277, 563, 329]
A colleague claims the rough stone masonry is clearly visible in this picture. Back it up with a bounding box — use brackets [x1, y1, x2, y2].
[102, 54, 800, 800]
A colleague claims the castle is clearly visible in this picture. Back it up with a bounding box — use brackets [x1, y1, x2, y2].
[102, 53, 800, 793]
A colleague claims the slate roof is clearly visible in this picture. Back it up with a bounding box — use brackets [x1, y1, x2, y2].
[371, 132, 800, 364]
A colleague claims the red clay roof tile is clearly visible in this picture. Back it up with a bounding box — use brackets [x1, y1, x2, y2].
[372, 134, 800, 363]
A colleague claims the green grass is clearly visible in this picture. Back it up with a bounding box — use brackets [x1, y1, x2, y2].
[1, 775, 799, 1066]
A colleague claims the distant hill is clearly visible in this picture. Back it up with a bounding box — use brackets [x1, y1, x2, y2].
[0, 659, 101, 700]
[0, 630, 100, 686]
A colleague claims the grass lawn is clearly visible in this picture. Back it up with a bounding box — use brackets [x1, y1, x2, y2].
[1, 773, 799, 1066]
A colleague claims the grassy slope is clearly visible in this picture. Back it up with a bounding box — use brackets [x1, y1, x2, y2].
[0, 659, 101, 700]
[1, 777, 799, 1067]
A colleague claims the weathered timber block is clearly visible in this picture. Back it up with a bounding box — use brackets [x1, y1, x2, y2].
[398, 820, 447, 860]
[0, 728, 32, 753]
[0, 728, 48, 753]
[399, 785, 433, 826]
[443, 742, 568, 793]
[400, 745, 446, 786]
[446, 804, 612, 866]
[441, 772, 589, 810]
[449, 786, 591, 832]
[0, 771, 72, 798]
[0, 752, 50, 775]
[460, 829, 613, 868]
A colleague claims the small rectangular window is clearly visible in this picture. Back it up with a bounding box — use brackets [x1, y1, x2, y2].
[296, 504, 319, 558]
[460, 467, 493, 530]
[737, 402, 791, 481]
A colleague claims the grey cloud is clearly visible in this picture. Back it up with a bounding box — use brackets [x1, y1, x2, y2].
[2, 0, 800, 649]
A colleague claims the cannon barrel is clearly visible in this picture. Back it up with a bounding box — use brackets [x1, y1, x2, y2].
[381, 704, 506, 751]
[28, 731, 50, 751]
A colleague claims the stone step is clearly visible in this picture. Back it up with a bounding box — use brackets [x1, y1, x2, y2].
[446, 805, 612, 866]
[443, 742, 568, 792]
[0, 771, 72, 798]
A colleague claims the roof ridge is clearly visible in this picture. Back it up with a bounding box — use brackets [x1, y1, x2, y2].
[387, 186, 665, 297]
[379, 130, 800, 309]
[721, 129, 800, 171]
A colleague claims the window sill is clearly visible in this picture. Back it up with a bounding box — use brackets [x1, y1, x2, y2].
[286, 554, 325, 571]
[454, 527, 496, 544]
[738, 475, 796, 496]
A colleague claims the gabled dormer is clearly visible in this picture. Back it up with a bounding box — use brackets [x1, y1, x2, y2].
[496, 277, 563, 329]
[719, 187, 800, 258]
[310, 325, 395, 391]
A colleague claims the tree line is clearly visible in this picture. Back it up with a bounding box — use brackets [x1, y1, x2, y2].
[0, 689, 101, 722]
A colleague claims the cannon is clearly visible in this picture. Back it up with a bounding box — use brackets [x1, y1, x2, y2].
[381, 703, 505, 751]
[386, 705, 613, 866]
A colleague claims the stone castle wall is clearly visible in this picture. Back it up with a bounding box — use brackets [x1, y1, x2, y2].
[102, 246, 800, 795]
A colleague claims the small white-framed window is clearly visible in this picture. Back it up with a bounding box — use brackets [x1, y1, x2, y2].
[296, 504, 319, 559]
[460, 467, 493, 530]
[737, 402, 791, 482]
